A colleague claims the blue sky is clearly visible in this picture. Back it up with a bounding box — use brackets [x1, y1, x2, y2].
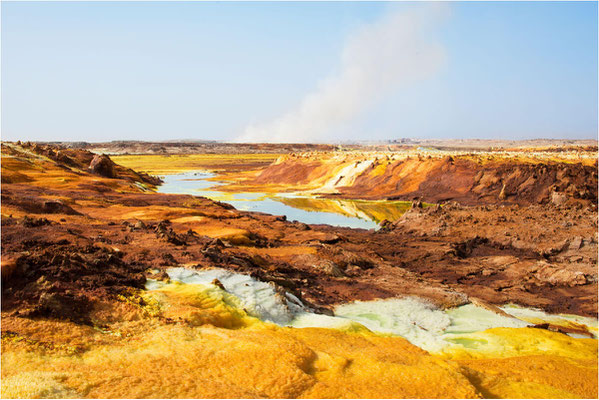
[1, 1, 597, 142]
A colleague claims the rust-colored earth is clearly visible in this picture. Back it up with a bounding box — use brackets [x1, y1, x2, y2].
[1, 141, 597, 398]
[3, 142, 597, 319]
[219, 151, 598, 207]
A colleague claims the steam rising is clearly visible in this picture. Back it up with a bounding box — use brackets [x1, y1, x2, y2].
[236, 5, 447, 143]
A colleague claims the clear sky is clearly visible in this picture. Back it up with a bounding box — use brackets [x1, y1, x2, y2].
[2, 1, 597, 143]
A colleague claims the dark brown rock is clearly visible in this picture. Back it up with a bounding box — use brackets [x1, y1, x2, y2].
[89, 154, 117, 178]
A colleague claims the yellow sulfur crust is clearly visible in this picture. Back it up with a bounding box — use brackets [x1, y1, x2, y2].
[2, 282, 597, 399]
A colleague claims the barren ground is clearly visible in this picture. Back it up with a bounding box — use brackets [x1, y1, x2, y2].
[1, 141, 597, 398]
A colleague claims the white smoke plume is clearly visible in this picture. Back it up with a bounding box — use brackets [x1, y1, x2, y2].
[235, 5, 448, 143]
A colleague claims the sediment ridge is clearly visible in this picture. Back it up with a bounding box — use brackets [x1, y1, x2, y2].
[245, 151, 598, 206]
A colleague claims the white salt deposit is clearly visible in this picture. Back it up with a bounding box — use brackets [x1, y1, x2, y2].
[145, 268, 597, 352]
[332, 299, 528, 352]
[163, 267, 305, 325]
[444, 303, 529, 334]
[334, 297, 452, 352]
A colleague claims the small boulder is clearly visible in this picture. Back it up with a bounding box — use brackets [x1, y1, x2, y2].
[569, 236, 583, 251]
[1, 256, 20, 281]
[314, 261, 345, 277]
[411, 200, 423, 209]
[295, 222, 311, 231]
[320, 234, 342, 244]
[378, 219, 393, 232]
[134, 220, 146, 230]
[42, 200, 82, 215]
[89, 154, 116, 178]
[550, 191, 568, 206]
[211, 279, 226, 291]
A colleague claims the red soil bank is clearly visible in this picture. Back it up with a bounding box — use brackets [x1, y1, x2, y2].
[253, 154, 598, 206]
[0, 143, 596, 323]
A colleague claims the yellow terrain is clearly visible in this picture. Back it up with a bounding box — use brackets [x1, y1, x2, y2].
[2, 282, 597, 399]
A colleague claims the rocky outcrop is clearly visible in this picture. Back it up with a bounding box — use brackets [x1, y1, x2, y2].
[0, 196, 82, 216]
[11, 142, 163, 186]
[249, 153, 598, 206]
[531, 262, 593, 287]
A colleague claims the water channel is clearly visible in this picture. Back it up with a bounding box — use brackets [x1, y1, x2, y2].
[156, 171, 413, 229]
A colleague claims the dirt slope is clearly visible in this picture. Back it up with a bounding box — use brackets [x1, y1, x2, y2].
[249, 152, 598, 206]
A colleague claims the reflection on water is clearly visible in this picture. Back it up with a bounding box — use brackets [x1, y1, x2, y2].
[156, 171, 414, 229]
[277, 197, 411, 224]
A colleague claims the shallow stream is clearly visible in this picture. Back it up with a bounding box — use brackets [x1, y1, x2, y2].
[156, 171, 413, 229]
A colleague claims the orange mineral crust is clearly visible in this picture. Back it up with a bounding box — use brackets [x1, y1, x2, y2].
[1, 142, 597, 398]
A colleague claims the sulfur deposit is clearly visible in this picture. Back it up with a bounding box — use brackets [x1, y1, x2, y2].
[3, 270, 597, 398]
[2, 142, 597, 398]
